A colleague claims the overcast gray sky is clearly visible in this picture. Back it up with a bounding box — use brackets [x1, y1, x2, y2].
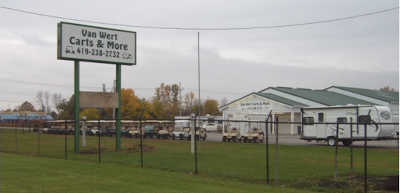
[0, 0, 398, 111]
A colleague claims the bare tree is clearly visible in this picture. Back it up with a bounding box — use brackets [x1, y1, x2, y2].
[220, 97, 229, 107]
[184, 91, 196, 113]
[44, 91, 51, 114]
[35, 90, 52, 114]
[35, 91, 44, 112]
[52, 93, 63, 115]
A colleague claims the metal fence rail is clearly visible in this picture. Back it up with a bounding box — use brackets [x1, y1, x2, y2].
[0, 118, 398, 192]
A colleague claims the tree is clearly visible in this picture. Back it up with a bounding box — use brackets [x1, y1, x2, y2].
[152, 83, 180, 118]
[151, 100, 165, 118]
[35, 90, 51, 114]
[18, 101, 36, 111]
[51, 93, 63, 115]
[120, 88, 140, 119]
[203, 99, 220, 116]
[380, 86, 397, 92]
[137, 98, 154, 118]
[57, 95, 75, 120]
[80, 108, 100, 120]
[220, 97, 229, 107]
[35, 91, 44, 111]
[183, 91, 196, 115]
[191, 99, 204, 116]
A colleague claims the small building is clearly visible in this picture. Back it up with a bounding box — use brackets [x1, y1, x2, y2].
[0, 111, 53, 123]
[219, 86, 398, 135]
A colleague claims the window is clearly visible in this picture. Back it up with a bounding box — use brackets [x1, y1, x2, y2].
[358, 115, 371, 124]
[303, 117, 314, 125]
[337, 117, 347, 123]
[318, 113, 324, 122]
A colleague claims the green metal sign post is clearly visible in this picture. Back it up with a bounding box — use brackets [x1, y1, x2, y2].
[74, 61, 80, 153]
[58, 22, 136, 153]
[116, 64, 122, 150]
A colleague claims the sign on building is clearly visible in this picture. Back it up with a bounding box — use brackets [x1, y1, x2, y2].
[57, 22, 136, 65]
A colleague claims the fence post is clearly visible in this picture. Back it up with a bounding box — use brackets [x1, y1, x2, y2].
[65, 120, 68, 159]
[364, 111, 371, 193]
[275, 117, 279, 184]
[139, 110, 145, 168]
[350, 117, 354, 176]
[38, 123, 40, 156]
[334, 122, 339, 181]
[265, 110, 272, 185]
[15, 124, 17, 154]
[265, 119, 269, 184]
[98, 118, 101, 163]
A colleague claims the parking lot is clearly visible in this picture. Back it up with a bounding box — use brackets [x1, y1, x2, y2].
[2, 126, 398, 149]
[205, 131, 399, 148]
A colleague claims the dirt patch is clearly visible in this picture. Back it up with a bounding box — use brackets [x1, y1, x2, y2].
[368, 176, 399, 191]
[122, 144, 157, 153]
[291, 176, 399, 192]
[80, 145, 156, 154]
[81, 148, 107, 154]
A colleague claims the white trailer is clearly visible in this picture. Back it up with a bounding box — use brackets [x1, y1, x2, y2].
[300, 105, 398, 146]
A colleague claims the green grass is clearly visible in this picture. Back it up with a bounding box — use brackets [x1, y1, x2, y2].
[1, 129, 398, 192]
[1, 152, 308, 193]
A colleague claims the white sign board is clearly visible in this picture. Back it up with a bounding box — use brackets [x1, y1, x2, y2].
[239, 101, 270, 111]
[58, 22, 136, 65]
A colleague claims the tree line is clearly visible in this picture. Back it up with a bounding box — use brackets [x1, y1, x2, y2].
[7, 83, 224, 120]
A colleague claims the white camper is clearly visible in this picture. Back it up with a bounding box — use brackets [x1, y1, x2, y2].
[301, 105, 398, 146]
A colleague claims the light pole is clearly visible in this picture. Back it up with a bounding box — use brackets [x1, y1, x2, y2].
[198, 32, 201, 117]
[190, 113, 195, 154]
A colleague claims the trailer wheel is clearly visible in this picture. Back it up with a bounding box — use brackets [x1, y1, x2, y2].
[342, 140, 352, 146]
[327, 137, 337, 146]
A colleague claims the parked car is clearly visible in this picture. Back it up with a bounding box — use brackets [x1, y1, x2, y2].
[202, 123, 218, 132]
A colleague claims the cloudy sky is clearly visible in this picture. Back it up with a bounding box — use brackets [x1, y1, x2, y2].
[0, 0, 398, 111]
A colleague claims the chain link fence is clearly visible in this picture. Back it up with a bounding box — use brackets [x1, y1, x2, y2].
[1, 118, 398, 192]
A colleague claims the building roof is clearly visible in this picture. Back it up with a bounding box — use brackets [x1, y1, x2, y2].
[220, 92, 308, 110]
[269, 87, 377, 106]
[0, 113, 53, 120]
[325, 86, 399, 103]
[254, 93, 307, 107]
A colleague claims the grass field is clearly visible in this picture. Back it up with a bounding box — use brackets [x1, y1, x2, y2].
[1, 153, 309, 193]
[1, 128, 398, 192]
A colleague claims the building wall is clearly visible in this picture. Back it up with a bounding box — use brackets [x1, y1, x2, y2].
[221, 94, 302, 135]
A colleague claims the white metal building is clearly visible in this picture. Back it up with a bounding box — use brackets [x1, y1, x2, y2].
[219, 86, 399, 135]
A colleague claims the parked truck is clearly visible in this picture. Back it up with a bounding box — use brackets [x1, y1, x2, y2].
[300, 105, 398, 146]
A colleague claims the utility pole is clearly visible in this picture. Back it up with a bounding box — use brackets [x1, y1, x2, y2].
[102, 84, 106, 92]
